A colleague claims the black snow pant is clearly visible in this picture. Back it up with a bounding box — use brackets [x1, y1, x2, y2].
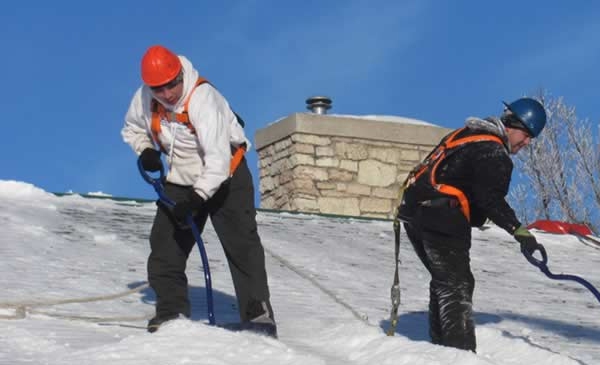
[404, 223, 476, 352]
[148, 158, 274, 323]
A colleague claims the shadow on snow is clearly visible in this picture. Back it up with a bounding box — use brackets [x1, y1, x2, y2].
[378, 310, 600, 344]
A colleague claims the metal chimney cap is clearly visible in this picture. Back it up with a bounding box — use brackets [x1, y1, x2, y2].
[306, 96, 332, 114]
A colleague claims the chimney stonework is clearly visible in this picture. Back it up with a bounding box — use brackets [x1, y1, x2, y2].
[254, 112, 451, 219]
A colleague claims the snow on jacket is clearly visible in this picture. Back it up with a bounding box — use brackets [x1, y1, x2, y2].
[122, 56, 249, 200]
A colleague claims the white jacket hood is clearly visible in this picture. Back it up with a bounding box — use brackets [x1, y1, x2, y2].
[464, 116, 511, 152]
[152, 56, 199, 112]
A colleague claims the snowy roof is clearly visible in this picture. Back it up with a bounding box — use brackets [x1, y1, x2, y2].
[1, 179, 599, 364]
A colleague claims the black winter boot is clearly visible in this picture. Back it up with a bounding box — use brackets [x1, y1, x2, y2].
[147, 313, 185, 333]
[242, 299, 277, 338]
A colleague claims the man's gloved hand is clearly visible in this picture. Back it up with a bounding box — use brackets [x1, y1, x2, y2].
[138, 148, 163, 172]
[173, 191, 205, 222]
[513, 226, 539, 255]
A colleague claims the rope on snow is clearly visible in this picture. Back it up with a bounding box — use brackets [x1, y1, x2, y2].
[264, 247, 369, 325]
[0, 282, 151, 322]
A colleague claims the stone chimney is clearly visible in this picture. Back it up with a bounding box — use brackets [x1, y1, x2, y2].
[254, 101, 451, 219]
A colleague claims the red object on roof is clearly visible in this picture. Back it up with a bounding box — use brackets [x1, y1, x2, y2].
[527, 220, 593, 236]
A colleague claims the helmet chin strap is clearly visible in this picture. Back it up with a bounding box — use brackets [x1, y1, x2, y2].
[498, 118, 513, 153]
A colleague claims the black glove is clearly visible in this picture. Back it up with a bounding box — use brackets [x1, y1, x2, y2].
[173, 191, 205, 222]
[513, 226, 539, 255]
[138, 148, 163, 172]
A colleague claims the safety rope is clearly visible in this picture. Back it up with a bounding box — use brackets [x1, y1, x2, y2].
[385, 217, 401, 336]
[0, 282, 150, 321]
[523, 244, 600, 304]
[264, 247, 369, 325]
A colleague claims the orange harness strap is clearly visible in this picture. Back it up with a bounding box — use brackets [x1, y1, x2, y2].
[230, 145, 247, 176]
[150, 76, 246, 176]
[415, 128, 504, 222]
[412, 128, 463, 182]
[151, 77, 209, 148]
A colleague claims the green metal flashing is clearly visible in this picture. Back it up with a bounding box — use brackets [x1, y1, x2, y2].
[52, 193, 393, 222]
[53, 192, 155, 203]
[257, 207, 392, 222]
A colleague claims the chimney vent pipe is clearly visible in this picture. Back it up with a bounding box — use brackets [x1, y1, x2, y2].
[306, 96, 332, 115]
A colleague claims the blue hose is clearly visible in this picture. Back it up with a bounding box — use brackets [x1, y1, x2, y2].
[523, 244, 600, 304]
[137, 160, 215, 325]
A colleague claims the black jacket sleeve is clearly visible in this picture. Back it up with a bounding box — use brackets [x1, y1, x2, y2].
[469, 142, 521, 234]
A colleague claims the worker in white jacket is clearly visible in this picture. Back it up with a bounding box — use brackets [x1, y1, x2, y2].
[122, 45, 276, 336]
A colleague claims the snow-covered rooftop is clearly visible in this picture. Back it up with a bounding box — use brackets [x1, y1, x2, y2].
[1, 179, 599, 364]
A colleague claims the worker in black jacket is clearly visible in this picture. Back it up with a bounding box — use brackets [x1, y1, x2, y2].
[397, 97, 547, 352]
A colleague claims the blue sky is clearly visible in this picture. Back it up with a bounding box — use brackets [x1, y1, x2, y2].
[2, 1, 600, 202]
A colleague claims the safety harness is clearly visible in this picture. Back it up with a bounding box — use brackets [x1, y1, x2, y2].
[386, 127, 504, 336]
[150, 77, 246, 176]
[404, 127, 504, 222]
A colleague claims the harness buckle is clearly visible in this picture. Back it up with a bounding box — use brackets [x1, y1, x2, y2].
[419, 197, 459, 208]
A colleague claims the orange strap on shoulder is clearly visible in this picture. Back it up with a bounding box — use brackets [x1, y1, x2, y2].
[183, 77, 208, 111]
[150, 104, 166, 152]
[150, 77, 209, 149]
[412, 128, 464, 182]
[149, 76, 246, 177]
[445, 134, 504, 149]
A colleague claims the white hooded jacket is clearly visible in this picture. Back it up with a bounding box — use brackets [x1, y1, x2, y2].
[121, 56, 249, 200]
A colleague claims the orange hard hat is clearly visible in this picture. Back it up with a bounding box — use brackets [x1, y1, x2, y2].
[140, 45, 182, 86]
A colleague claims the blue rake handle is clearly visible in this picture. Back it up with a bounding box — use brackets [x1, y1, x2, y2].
[523, 244, 600, 304]
[137, 160, 215, 325]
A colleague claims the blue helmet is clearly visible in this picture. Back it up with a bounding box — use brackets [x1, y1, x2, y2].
[502, 98, 547, 138]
